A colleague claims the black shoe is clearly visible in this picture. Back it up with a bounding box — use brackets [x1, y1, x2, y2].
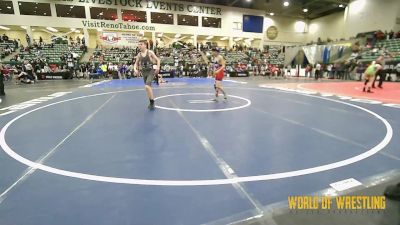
[367, 90, 374, 93]
[148, 103, 155, 110]
[148, 100, 155, 109]
[378, 86, 383, 89]
[362, 87, 366, 92]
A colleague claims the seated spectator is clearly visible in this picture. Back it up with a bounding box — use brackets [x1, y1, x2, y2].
[2, 34, 9, 42]
[43, 64, 52, 73]
[16, 60, 36, 84]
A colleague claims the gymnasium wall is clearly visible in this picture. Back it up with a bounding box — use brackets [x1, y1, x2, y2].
[305, 0, 400, 43]
[344, 0, 399, 37]
[0, 0, 267, 46]
[263, 16, 307, 45]
[306, 12, 345, 43]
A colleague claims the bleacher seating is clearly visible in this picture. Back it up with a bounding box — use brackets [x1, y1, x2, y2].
[247, 46, 284, 65]
[377, 39, 400, 61]
[224, 52, 249, 64]
[360, 39, 400, 62]
[19, 43, 84, 63]
[0, 42, 17, 59]
[92, 47, 135, 64]
[265, 46, 284, 65]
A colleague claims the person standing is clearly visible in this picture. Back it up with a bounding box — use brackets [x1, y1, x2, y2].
[363, 62, 382, 93]
[134, 40, 160, 110]
[0, 63, 5, 96]
[327, 63, 333, 79]
[315, 62, 321, 80]
[372, 53, 394, 89]
[211, 48, 227, 101]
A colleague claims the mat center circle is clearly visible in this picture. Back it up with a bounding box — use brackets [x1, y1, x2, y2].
[154, 93, 251, 112]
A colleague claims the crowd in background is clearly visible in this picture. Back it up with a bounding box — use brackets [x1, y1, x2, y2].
[1, 31, 400, 86]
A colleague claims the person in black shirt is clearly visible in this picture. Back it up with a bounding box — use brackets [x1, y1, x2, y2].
[0, 63, 5, 96]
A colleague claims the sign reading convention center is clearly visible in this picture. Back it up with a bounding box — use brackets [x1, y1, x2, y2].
[72, 0, 222, 15]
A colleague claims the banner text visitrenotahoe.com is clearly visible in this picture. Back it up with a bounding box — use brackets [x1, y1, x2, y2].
[82, 21, 155, 31]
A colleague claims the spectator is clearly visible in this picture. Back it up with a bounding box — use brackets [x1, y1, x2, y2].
[327, 63, 333, 79]
[0, 63, 5, 96]
[389, 30, 394, 39]
[26, 34, 31, 46]
[17, 60, 36, 84]
[2, 34, 9, 42]
[315, 62, 321, 80]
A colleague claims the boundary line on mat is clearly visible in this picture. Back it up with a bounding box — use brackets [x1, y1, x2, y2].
[0, 92, 72, 116]
[0, 87, 393, 186]
[0, 94, 117, 204]
[79, 80, 111, 88]
[272, 83, 400, 109]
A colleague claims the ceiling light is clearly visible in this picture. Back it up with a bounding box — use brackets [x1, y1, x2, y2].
[339, 4, 344, 8]
[283, 1, 289, 6]
[303, 8, 308, 12]
[0, 26, 10, 30]
[7, 6, 11, 9]
[157, 33, 163, 37]
[21, 26, 27, 29]
[43, 13, 47, 15]
[220, 37, 228, 41]
[168, 14, 172, 17]
[234, 37, 242, 41]
[70, 6, 74, 9]
[246, 0, 252, 2]
[206, 36, 214, 40]
[46, 27, 58, 32]
[70, 28, 76, 31]
[75, 30, 80, 33]
[97, 28, 103, 32]
[175, 33, 181, 38]
[269, 12, 274, 16]
[190, 36, 195, 39]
